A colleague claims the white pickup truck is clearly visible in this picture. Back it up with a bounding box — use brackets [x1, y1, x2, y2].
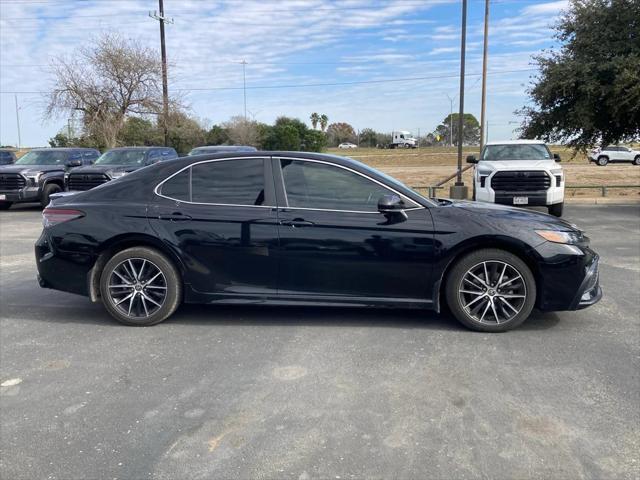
[467, 140, 565, 217]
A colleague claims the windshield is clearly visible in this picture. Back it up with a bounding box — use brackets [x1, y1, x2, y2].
[481, 144, 551, 161]
[95, 149, 147, 165]
[15, 150, 68, 165]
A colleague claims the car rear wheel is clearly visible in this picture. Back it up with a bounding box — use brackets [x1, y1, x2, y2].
[41, 183, 62, 208]
[597, 156, 609, 166]
[445, 249, 536, 332]
[548, 202, 563, 217]
[633, 156, 640, 165]
[99, 247, 182, 326]
[0, 202, 12, 210]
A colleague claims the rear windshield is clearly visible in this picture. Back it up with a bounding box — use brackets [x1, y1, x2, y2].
[15, 150, 68, 165]
[481, 144, 551, 161]
[95, 149, 147, 166]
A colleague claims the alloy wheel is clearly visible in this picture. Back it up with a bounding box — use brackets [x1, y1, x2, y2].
[458, 260, 527, 325]
[107, 258, 167, 319]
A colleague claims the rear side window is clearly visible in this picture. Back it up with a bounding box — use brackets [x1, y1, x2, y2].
[191, 159, 265, 205]
[161, 169, 190, 201]
[160, 159, 266, 205]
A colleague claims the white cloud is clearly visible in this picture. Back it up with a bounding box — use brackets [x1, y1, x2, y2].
[522, 1, 568, 16]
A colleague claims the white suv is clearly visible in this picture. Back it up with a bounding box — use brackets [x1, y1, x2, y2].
[589, 145, 640, 166]
[467, 140, 565, 217]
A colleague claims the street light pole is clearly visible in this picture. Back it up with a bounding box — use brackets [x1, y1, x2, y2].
[480, 0, 490, 152]
[14, 94, 21, 149]
[450, 0, 469, 200]
[150, 0, 173, 146]
[241, 60, 247, 120]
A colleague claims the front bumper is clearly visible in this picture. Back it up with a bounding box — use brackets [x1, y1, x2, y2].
[570, 255, 602, 309]
[0, 186, 41, 203]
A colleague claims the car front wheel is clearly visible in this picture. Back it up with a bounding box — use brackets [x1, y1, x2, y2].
[445, 249, 536, 332]
[0, 202, 12, 210]
[597, 156, 609, 166]
[548, 202, 563, 217]
[633, 156, 640, 165]
[99, 247, 182, 326]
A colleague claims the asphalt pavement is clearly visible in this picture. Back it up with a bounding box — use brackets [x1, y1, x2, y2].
[1, 204, 638, 480]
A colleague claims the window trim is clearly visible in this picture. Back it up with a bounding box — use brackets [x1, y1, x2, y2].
[154, 156, 274, 208]
[275, 156, 423, 214]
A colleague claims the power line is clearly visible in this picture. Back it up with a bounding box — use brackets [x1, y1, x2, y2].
[0, 67, 536, 95]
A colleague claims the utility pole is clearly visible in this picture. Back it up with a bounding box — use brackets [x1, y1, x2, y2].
[240, 60, 247, 120]
[14, 94, 21, 149]
[450, 0, 469, 200]
[150, 0, 173, 146]
[479, 0, 490, 152]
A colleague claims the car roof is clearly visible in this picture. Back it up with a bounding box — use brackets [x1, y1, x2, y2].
[107, 146, 172, 151]
[30, 147, 98, 151]
[191, 145, 257, 152]
[485, 140, 546, 145]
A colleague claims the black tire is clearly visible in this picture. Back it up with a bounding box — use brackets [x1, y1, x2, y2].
[41, 183, 62, 208]
[0, 202, 12, 210]
[548, 202, 563, 217]
[597, 156, 609, 166]
[633, 156, 640, 166]
[99, 246, 182, 326]
[445, 249, 536, 332]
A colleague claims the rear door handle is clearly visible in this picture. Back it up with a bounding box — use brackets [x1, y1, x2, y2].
[279, 218, 315, 228]
[158, 212, 192, 222]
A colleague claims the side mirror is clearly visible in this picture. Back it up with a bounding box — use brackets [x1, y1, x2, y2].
[66, 159, 82, 167]
[378, 194, 405, 213]
[466, 155, 478, 164]
[553, 153, 561, 162]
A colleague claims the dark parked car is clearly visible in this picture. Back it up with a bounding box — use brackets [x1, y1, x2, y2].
[0, 149, 17, 165]
[36, 152, 601, 332]
[188, 145, 257, 155]
[0, 148, 99, 209]
[66, 147, 178, 191]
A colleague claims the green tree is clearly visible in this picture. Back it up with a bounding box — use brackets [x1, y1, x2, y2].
[319, 114, 329, 132]
[205, 125, 230, 145]
[520, 0, 640, 148]
[165, 111, 206, 155]
[359, 128, 378, 147]
[326, 122, 356, 146]
[310, 112, 320, 130]
[118, 117, 160, 146]
[302, 129, 327, 152]
[48, 133, 73, 147]
[435, 113, 480, 146]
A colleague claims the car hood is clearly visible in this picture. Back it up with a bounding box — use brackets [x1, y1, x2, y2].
[0, 164, 66, 176]
[69, 164, 142, 176]
[478, 160, 558, 171]
[442, 199, 581, 232]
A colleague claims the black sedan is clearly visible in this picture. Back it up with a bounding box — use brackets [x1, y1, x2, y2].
[35, 152, 601, 332]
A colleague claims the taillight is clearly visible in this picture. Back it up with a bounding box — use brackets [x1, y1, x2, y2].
[42, 208, 84, 228]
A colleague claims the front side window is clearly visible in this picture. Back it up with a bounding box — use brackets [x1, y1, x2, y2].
[281, 159, 394, 212]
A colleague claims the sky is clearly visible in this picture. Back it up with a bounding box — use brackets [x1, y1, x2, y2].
[0, 0, 569, 147]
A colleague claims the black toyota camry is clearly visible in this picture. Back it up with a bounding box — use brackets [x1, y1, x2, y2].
[35, 152, 601, 332]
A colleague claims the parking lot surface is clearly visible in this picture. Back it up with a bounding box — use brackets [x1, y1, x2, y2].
[1, 204, 638, 480]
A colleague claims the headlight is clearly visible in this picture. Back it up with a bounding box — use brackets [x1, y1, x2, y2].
[550, 168, 563, 176]
[25, 173, 41, 185]
[477, 168, 492, 176]
[110, 171, 126, 179]
[535, 229, 583, 244]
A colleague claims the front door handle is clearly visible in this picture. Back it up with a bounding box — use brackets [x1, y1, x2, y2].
[158, 212, 192, 222]
[280, 218, 315, 228]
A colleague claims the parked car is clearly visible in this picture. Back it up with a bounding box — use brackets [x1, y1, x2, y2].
[589, 145, 640, 166]
[0, 147, 99, 209]
[338, 142, 358, 149]
[36, 151, 601, 332]
[66, 147, 178, 191]
[188, 145, 257, 156]
[467, 140, 565, 217]
[0, 149, 17, 165]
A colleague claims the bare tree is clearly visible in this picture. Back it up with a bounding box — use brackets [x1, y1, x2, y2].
[223, 115, 261, 146]
[46, 34, 166, 148]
